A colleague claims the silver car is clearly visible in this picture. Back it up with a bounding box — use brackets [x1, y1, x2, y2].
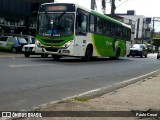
[127, 44, 148, 58]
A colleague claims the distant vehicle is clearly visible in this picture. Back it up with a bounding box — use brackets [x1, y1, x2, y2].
[146, 44, 153, 53]
[0, 36, 13, 51]
[127, 44, 148, 58]
[11, 36, 28, 53]
[22, 36, 48, 58]
[24, 36, 35, 44]
[0, 36, 27, 52]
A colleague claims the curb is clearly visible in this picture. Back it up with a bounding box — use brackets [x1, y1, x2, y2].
[33, 70, 160, 110]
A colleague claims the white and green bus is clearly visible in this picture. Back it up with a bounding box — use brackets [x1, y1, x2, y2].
[35, 3, 131, 61]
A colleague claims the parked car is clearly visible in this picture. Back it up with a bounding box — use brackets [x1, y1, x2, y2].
[24, 36, 35, 44]
[0, 36, 13, 51]
[22, 36, 48, 58]
[12, 36, 28, 52]
[127, 44, 148, 58]
[0, 36, 27, 52]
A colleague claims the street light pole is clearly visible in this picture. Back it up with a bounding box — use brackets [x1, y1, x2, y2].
[151, 17, 160, 52]
[142, 18, 145, 44]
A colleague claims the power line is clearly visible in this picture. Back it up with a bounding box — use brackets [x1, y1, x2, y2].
[116, 0, 129, 8]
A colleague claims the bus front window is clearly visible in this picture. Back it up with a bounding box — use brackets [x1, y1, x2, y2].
[38, 13, 74, 37]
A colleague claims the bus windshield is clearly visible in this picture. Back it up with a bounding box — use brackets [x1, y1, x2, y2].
[38, 13, 74, 37]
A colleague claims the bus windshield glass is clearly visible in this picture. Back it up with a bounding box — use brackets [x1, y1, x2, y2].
[38, 13, 74, 37]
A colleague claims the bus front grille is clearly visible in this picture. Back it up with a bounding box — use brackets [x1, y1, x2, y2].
[45, 48, 59, 52]
[42, 39, 64, 44]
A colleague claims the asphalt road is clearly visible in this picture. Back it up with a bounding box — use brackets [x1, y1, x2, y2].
[0, 53, 160, 111]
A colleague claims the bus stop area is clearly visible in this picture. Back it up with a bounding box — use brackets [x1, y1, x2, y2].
[14, 70, 160, 120]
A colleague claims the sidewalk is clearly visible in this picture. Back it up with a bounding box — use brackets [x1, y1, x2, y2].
[8, 71, 160, 120]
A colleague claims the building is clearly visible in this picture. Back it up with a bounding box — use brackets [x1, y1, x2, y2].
[0, 0, 54, 35]
[116, 10, 152, 44]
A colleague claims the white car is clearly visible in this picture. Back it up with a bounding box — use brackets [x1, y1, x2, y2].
[22, 36, 48, 58]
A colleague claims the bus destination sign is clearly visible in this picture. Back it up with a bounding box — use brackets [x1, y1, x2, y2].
[39, 4, 75, 12]
[47, 6, 67, 11]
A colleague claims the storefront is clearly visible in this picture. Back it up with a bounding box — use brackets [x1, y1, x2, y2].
[0, 0, 53, 36]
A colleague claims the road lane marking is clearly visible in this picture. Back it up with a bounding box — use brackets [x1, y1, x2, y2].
[9, 64, 53, 68]
[33, 70, 160, 111]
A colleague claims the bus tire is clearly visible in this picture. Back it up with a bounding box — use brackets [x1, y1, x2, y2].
[83, 45, 93, 61]
[110, 48, 120, 60]
[115, 48, 120, 60]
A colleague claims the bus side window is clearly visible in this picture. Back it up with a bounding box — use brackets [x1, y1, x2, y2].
[89, 15, 95, 32]
[76, 11, 87, 35]
[81, 15, 87, 33]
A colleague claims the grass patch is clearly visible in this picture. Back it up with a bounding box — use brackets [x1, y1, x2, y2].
[74, 97, 90, 102]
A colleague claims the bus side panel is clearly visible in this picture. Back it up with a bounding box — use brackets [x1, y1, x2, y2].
[92, 34, 128, 57]
[126, 41, 131, 56]
[74, 33, 99, 57]
[117, 39, 126, 57]
[92, 34, 115, 57]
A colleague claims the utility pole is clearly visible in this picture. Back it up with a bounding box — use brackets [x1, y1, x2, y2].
[142, 19, 145, 44]
[152, 17, 160, 43]
[151, 17, 160, 52]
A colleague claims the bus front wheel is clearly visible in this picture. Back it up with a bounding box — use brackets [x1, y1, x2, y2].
[110, 48, 120, 60]
[82, 45, 93, 61]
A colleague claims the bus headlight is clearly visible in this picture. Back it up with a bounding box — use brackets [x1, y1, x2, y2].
[62, 40, 74, 48]
[36, 39, 43, 48]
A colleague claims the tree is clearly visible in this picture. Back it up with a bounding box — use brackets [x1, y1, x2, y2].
[102, 0, 120, 17]
[102, 0, 106, 13]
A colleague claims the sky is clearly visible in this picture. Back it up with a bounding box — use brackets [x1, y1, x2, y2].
[115, 0, 160, 17]
[55, 0, 160, 31]
[55, 0, 160, 17]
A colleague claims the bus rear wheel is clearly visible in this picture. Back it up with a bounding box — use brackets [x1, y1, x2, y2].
[82, 45, 93, 61]
[110, 48, 120, 60]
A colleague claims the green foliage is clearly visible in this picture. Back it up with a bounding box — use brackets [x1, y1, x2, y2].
[153, 33, 160, 38]
[153, 33, 160, 46]
[153, 38, 160, 46]
[101, 0, 121, 15]
[74, 97, 90, 102]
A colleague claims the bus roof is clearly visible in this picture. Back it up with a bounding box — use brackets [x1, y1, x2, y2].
[40, 2, 131, 29]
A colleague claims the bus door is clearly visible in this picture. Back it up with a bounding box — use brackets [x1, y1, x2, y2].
[74, 11, 88, 56]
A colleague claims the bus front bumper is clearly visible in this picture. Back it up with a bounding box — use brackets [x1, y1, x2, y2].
[35, 45, 73, 56]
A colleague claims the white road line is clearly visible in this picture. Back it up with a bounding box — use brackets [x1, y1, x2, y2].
[33, 70, 160, 110]
[9, 64, 53, 68]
